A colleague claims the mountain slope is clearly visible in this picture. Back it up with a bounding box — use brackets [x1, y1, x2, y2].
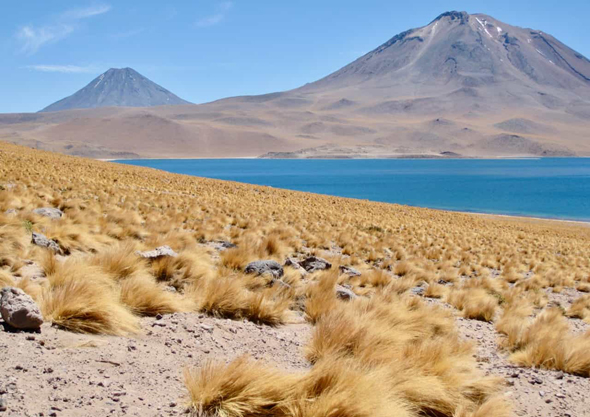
[40, 68, 190, 112]
[2, 11, 590, 158]
[302, 11, 590, 96]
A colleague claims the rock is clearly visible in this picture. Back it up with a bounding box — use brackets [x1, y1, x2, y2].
[0, 287, 44, 330]
[284, 258, 308, 277]
[214, 241, 237, 250]
[299, 256, 332, 273]
[31, 233, 60, 252]
[136, 246, 178, 259]
[33, 207, 63, 219]
[411, 286, 426, 295]
[339, 265, 361, 277]
[200, 324, 214, 333]
[0, 396, 6, 412]
[336, 285, 358, 301]
[244, 260, 284, 278]
[3, 209, 17, 216]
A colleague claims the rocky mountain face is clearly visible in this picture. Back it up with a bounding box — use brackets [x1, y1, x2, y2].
[40, 68, 190, 112]
[306, 11, 590, 93]
[3, 11, 590, 158]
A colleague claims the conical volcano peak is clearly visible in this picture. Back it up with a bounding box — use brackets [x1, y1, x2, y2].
[40, 67, 190, 112]
[431, 11, 469, 24]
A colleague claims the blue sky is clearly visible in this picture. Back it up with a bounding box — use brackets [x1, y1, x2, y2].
[2, 0, 589, 113]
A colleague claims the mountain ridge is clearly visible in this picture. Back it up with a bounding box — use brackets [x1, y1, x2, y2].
[2, 11, 589, 158]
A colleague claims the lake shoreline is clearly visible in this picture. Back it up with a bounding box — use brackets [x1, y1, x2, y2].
[112, 157, 590, 225]
[103, 155, 590, 162]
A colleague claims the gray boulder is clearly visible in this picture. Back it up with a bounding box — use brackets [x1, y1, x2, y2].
[339, 265, 361, 277]
[0, 287, 44, 330]
[244, 260, 284, 278]
[299, 256, 332, 273]
[137, 246, 178, 259]
[336, 285, 358, 301]
[31, 233, 60, 252]
[33, 207, 63, 219]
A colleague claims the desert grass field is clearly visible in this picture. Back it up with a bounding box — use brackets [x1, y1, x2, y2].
[1, 141, 590, 416]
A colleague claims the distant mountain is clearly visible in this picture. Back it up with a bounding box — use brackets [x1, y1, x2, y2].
[3, 12, 590, 158]
[40, 68, 190, 112]
[301, 11, 590, 103]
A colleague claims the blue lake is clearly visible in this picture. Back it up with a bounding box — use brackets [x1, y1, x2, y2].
[115, 158, 590, 222]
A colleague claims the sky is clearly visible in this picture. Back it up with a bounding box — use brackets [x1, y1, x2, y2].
[1, 0, 589, 113]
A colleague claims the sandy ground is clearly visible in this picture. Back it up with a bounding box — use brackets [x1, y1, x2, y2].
[0, 314, 311, 416]
[2, 287, 588, 417]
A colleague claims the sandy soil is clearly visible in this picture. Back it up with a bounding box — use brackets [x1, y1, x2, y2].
[2, 288, 588, 416]
[0, 314, 311, 416]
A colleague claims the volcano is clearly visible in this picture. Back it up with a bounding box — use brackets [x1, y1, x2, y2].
[3, 11, 590, 158]
[295, 11, 590, 117]
[40, 68, 190, 112]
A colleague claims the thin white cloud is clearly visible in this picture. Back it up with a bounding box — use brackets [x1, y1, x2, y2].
[24, 64, 99, 73]
[15, 4, 111, 55]
[17, 25, 75, 55]
[60, 4, 112, 20]
[196, 1, 233, 28]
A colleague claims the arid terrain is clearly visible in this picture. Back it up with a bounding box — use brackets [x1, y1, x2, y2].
[1, 11, 590, 159]
[0, 142, 589, 416]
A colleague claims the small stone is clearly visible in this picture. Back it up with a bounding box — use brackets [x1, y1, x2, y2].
[336, 285, 358, 301]
[33, 207, 63, 219]
[339, 265, 361, 277]
[213, 241, 236, 250]
[244, 260, 284, 278]
[298, 256, 332, 273]
[31, 233, 60, 253]
[0, 396, 6, 412]
[200, 324, 214, 333]
[136, 246, 178, 259]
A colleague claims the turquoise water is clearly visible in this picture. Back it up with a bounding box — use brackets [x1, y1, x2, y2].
[115, 158, 590, 221]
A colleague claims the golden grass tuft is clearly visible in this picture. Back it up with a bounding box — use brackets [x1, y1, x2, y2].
[120, 274, 189, 316]
[567, 295, 590, 321]
[184, 355, 296, 417]
[40, 260, 139, 335]
[499, 308, 590, 376]
[447, 288, 498, 322]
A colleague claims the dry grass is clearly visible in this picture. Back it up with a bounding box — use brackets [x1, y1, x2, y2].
[1, 142, 590, 413]
[498, 308, 590, 376]
[447, 287, 498, 322]
[568, 295, 590, 322]
[184, 356, 297, 417]
[186, 293, 507, 417]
